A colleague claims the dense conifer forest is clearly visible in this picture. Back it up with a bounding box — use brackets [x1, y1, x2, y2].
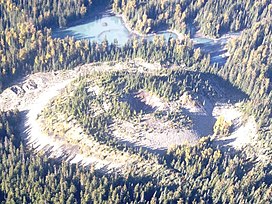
[0, 111, 271, 203]
[113, 0, 272, 37]
[0, 0, 271, 203]
[220, 20, 272, 147]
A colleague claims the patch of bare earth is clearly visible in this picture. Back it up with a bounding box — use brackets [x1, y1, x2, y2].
[112, 88, 260, 155]
[212, 103, 258, 150]
[178, 92, 216, 136]
[0, 59, 262, 171]
[0, 61, 182, 176]
[112, 117, 197, 154]
[136, 90, 166, 110]
[111, 90, 198, 153]
[179, 88, 260, 151]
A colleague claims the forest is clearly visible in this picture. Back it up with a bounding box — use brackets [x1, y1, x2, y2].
[112, 0, 271, 37]
[0, 0, 271, 203]
[0, 110, 271, 203]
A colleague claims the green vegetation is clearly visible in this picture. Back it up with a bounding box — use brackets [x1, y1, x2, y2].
[0, 0, 271, 203]
[113, 0, 271, 37]
[213, 116, 232, 136]
[40, 70, 219, 144]
[218, 19, 272, 147]
[0, 111, 271, 203]
[0, 0, 205, 92]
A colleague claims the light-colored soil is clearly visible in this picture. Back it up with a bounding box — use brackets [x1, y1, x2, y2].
[24, 79, 74, 155]
[0, 61, 171, 174]
[111, 90, 199, 153]
[38, 112, 158, 173]
[0, 60, 260, 172]
[212, 103, 258, 149]
[112, 116, 198, 154]
[136, 90, 166, 110]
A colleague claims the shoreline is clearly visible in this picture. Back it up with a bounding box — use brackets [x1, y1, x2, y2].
[166, 29, 186, 40]
[113, 11, 186, 40]
[113, 13, 137, 35]
[111, 11, 239, 45]
[114, 12, 153, 38]
[193, 30, 242, 41]
[53, 8, 242, 49]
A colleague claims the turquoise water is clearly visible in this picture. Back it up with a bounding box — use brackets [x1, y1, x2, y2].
[52, 13, 240, 65]
[53, 15, 130, 45]
[53, 14, 178, 45]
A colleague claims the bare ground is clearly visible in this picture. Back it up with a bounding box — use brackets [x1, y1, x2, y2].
[112, 116, 198, 154]
[0, 61, 175, 175]
[212, 104, 258, 149]
[111, 90, 199, 154]
[0, 60, 261, 172]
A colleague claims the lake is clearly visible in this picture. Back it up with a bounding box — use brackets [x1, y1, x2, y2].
[53, 13, 178, 45]
[53, 12, 240, 65]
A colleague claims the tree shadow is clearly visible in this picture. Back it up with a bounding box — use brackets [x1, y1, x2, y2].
[176, 71, 248, 137]
[120, 92, 156, 114]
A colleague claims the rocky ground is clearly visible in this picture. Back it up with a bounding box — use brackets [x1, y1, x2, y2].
[0, 60, 261, 172]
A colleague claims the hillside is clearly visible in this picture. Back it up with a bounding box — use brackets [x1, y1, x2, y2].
[0, 0, 271, 203]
